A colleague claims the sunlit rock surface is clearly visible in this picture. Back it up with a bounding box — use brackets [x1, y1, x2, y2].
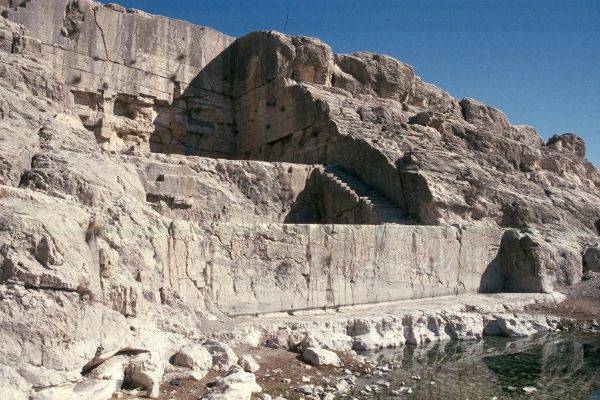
[0, 0, 598, 398]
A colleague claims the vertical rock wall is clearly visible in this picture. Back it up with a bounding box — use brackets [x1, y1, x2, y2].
[2, 0, 236, 154]
[4, 0, 233, 101]
[164, 222, 504, 315]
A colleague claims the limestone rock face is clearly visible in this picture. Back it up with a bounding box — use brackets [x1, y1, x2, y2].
[174, 27, 600, 237]
[547, 133, 586, 158]
[0, 1, 598, 399]
[130, 154, 314, 224]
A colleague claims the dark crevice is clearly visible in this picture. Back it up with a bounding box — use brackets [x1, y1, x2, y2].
[459, 99, 469, 121]
[146, 193, 192, 210]
[397, 170, 411, 218]
[10, 32, 22, 54]
[20, 283, 79, 294]
[17, 151, 37, 188]
[81, 348, 148, 375]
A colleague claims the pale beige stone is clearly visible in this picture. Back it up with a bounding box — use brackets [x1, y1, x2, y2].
[0, 2, 598, 399]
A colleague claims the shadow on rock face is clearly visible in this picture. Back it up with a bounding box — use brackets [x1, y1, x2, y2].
[478, 254, 504, 293]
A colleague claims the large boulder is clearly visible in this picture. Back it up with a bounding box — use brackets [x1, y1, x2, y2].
[500, 230, 584, 292]
[203, 371, 262, 400]
[301, 347, 341, 367]
[500, 230, 557, 293]
[203, 341, 239, 371]
[173, 345, 213, 370]
[124, 353, 164, 398]
[173, 344, 213, 379]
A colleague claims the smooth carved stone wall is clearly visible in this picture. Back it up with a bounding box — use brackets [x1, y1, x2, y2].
[234, 80, 332, 163]
[3, 0, 237, 154]
[180, 31, 337, 162]
[167, 222, 504, 316]
[4, 0, 234, 102]
[0, 186, 502, 319]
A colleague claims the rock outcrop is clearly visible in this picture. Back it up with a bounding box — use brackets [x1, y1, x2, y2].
[0, 1, 598, 399]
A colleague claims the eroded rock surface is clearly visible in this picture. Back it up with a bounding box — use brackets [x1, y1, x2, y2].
[0, 1, 598, 399]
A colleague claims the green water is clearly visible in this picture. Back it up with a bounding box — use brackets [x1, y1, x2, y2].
[356, 333, 600, 399]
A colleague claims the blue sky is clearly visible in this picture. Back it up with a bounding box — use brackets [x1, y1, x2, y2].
[109, 0, 600, 166]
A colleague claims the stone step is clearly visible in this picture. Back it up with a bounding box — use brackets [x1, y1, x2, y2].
[324, 165, 406, 223]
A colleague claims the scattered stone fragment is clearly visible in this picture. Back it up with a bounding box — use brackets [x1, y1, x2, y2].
[203, 371, 262, 400]
[335, 379, 351, 393]
[238, 354, 260, 373]
[523, 386, 538, 394]
[396, 386, 413, 394]
[297, 384, 314, 395]
[173, 344, 213, 373]
[124, 353, 164, 398]
[376, 380, 390, 388]
[301, 348, 341, 367]
[203, 340, 239, 371]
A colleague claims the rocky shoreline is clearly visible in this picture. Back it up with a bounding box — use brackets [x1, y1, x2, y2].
[80, 293, 598, 400]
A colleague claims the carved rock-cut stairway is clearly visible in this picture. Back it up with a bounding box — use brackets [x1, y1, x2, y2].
[323, 165, 407, 224]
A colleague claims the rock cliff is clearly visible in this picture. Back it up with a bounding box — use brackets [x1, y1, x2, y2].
[0, 0, 598, 398]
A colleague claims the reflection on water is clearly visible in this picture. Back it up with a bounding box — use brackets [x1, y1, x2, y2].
[357, 333, 600, 399]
